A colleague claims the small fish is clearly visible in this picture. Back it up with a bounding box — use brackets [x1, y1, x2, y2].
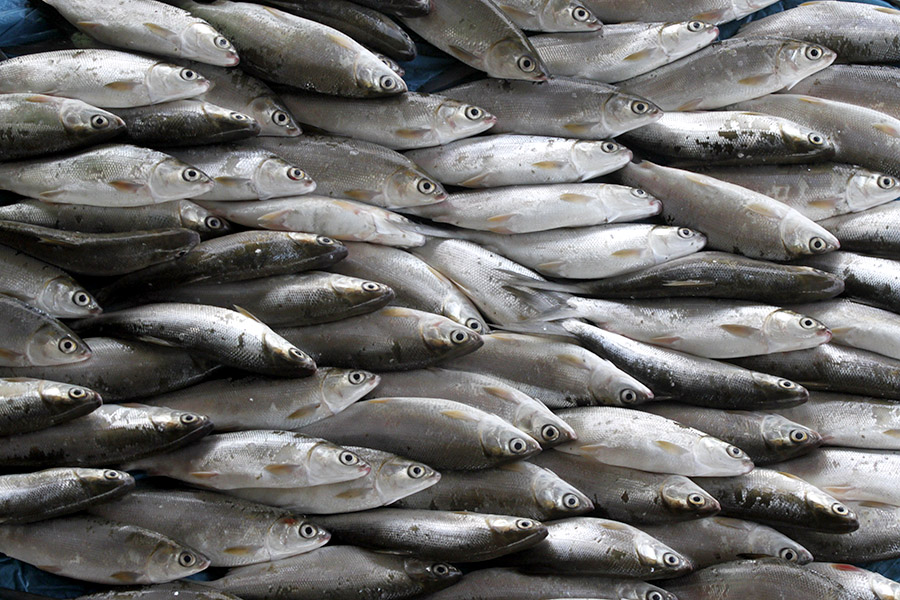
[0, 377, 101, 437]
[0, 295, 91, 367]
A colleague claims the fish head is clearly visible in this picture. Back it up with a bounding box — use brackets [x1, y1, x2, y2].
[39, 277, 102, 318]
[306, 439, 371, 485]
[513, 401, 577, 447]
[530, 464, 593, 516]
[179, 22, 239, 67]
[75, 467, 135, 497]
[403, 558, 462, 590]
[353, 55, 407, 96]
[38, 379, 102, 414]
[759, 414, 821, 456]
[148, 409, 213, 442]
[485, 514, 548, 548]
[199, 102, 261, 137]
[802, 484, 859, 532]
[648, 225, 706, 263]
[778, 121, 835, 159]
[776, 40, 836, 80]
[373, 454, 440, 503]
[328, 275, 395, 312]
[762, 309, 831, 352]
[743, 523, 813, 564]
[846, 170, 899, 212]
[386, 167, 447, 207]
[420, 314, 484, 359]
[658, 20, 719, 58]
[289, 232, 349, 265]
[28, 324, 91, 366]
[590, 363, 654, 406]
[633, 530, 693, 576]
[177, 201, 233, 237]
[260, 330, 317, 374]
[265, 516, 330, 558]
[148, 157, 214, 201]
[56, 98, 125, 140]
[868, 568, 900, 600]
[251, 156, 315, 199]
[603, 93, 663, 134]
[321, 368, 381, 415]
[435, 100, 497, 139]
[248, 96, 301, 137]
[146, 539, 209, 581]
[750, 371, 809, 407]
[617, 582, 678, 600]
[694, 436, 755, 476]
[145, 63, 212, 104]
[659, 475, 720, 516]
[571, 140, 632, 178]
[541, 0, 601, 31]
[778, 209, 840, 257]
[478, 416, 541, 461]
[483, 38, 549, 82]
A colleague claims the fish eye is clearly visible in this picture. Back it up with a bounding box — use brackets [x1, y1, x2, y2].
[805, 46, 824, 60]
[58, 337, 78, 354]
[180, 413, 199, 425]
[68, 387, 88, 399]
[177, 552, 197, 567]
[361, 281, 381, 293]
[631, 100, 650, 114]
[601, 141, 618, 153]
[789, 429, 809, 444]
[348, 371, 367, 384]
[180, 68, 198, 81]
[380, 76, 398, 91]
[182, 168, 202, 182]
[450, 329, 469, 344]
[619, 388, 638, 404]
[90, 114, 110, 129]
[517, 55, 536, 73]
[432, 563, 451, 577]
[687, 20, 705, 31]
[832, 503, 849, 515]
[205, 216, 224, 230]
[647, 592, 664, 600]
[726, 445, 744, 458]
[214, 36, 232, 49]
[272, 110, 290, 126]
[688, 493, 706, 507]
[103, 470, 122, 480]
[288, 348, 308, 361]
[464, 318, 483, 332]
[340, 451, 360, 465]
[317, 236, 336, 246]
[72, 291, 92, 306]
[464, 106, 483, 120]
[231, 112, 249, 121]
[509, 438, 529, 454]
[287, 167, 306, 181]
[541, 424, 560, 442]
[808, 237, 828, 253]
[407, 464, 426, 478]
[780, 548, 798, 562]
[799, 317, 818, 329]
[807, 132, 825, 145]
[878, 175, 897, 189]
[677, 227, 695, 238]
[516, 519, 535, 530]
[299, 524, 318, 538]
[778, 379, 796, 389]
[572, 6, 591, 21]
[632, 188, 647, 197]
[417, 179, 437, 195]
[562, 493, 581, 509]
[663, 553, 681, 566]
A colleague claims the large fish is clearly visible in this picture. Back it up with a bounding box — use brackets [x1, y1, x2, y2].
[112, 100, 259, 146]
[797, 251, 900, 314]
[819, 203, 900, 259]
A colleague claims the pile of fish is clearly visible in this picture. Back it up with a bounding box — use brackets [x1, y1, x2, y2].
[0, 0, 899, 598]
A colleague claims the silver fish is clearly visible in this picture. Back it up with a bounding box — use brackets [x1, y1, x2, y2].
[796, 251, 900, 314]
[778, 502, 900, 563]
[0, 295, 90, 367]
[788, 299, 900, 361]
[0, 244, 100, 318]
[782, 64, 900, 120]
[112, 100, 260, 146]
[0, 377, 101, 437]
[806, 562, 900, 600]
[818, 202, 900, 259]
[581, 0, 778, 24]
[495, 0, 600, 31]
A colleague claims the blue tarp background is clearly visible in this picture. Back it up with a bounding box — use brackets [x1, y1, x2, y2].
[0, 0, 898, 594]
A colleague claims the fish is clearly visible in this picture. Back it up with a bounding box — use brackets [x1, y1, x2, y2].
[0, 295, 91, 367]
[494, 0, 600, 31]
[556, 406, 755, 476]
[87, 488, 329, 566]
[580, 0, 778, 24]
[0, 467, 133, 524]
[778, 502, 900, 563]
[112, 100, 260, 146]
[393, 460, 592, 520]
[280, 91, 496, 150]
[530, 21, 719, 82]
[532, 450, 720, 523]
[819, 203, 900, 259]
[0, 377, 101, 437]
[798, 251, 900, 314]
[144, 368, 379, 431]
[805, 562, 900, 600]
[0, 49, 211, 108]
[406, 134, 632, 188]
[176, 0, 406, 96]
[783, 64, 900, 120]
[788, 298, 900, 361]
[0, 144, 214, 206]
[43, 0, 239, 65]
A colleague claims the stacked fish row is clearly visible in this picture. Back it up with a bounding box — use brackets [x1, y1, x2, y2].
[0, 0, 897, 599]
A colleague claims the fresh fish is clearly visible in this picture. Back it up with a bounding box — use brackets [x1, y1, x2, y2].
[442, 78, 661, 139]
[204, 545, 460, 600]
[77, 303, 316, 376]
[783, 64, 900, 120]
[42, 0, 239, 66]
[112, 100, 259, 146]
[199, 197, 426, 247]
[374, 368, 576, 447]
[400, 0, 548, 81]
[0, 245, 100, 318]
[0, 468, 133, 524]
[620, 38, 835, 111]
[0, 223, 200, 277]
[642, 517, 813, 568]
[619, 160, 841, 260]
[277, 307, 483, 371]
[300, 397, 541, 470]
[494, 0, 599, 31]
[281, 91, 496, 150]
[0, 93, 124, 160]
[695, 468, 858, 532]
[329, 242, 489, 332]
[806, 562, 900, 600]
[0, 144, 214, 206]
[316, 509, 548, 562]
[442, 332, 654, 408]
[76, 581, 250, 600]
[532, 450, 720, 523]
[351, 0, 431, 17]
[227, 446, 439, 514]
[736, 1, 900, 63]
[563, 319, 810, 410]
[556, 406, 754, 476]
[732, 94, 900, 178]
[145, 368, 379, 431]
[773, 392, 900, 450]
[0, 404, 212, 468]
[695, 163, 899, 222]
[0, 199, 230, 238]
[797, 251, 900, 314]
[622, 111, 834, 165]
[0, 295, 90, 367]
[177, 0, 406, 96]
[788, 299, 900, 361]
[819, 203, 900, 258]
[453, 224, 705, 279]
[0, 49, 211, 108]
[252, 135, 447, 208]
[393, 460, 593, 520]
[530, 21, 719, 82]
[640, 403, 821, 465]
[564, 251, 845, 303]
[0, 377, 100, 436]
[0, 337, 221, 402]
[580, 0, 778, 24]
[778, 502, 900, 563]
[167, 145, 315, 201]
[407, 183, 662, 234]
[137, 272, 393, 328]
[125, 430, 369, 489]
[506, 516, 692, 578]
[88, 488, 329, 566]
[406, 135, 631, 188]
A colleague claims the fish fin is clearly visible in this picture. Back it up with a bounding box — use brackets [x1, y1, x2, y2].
[776, 471, 805, 481]
[214, 176, 252, 187]
[144, 22, 179, 41]
[874, 123, 900, 137]
[624, 49, 654, 61]
[264, 464, 296, 475]
[256, 209, 292, 229]
[532, 160, 567, 169]
[745, 202, 781, 218]
[486, 213, 514, 223]
[536, 260, 566, 273]
[655, 440, 689, 455]
[232, 305, 265, 323]
[563, 123, 593, 135]
[446, 45, 480, 64]
[110, 572, 141, 583]
[381, 306, 413, 317]
[188, 471, 219, 479]
[36, 189, 70, 202]
[326, 31, 355, 50]
[650, 336, 681, 346]
[858, 500, 899, 508]
[600, 521, 629, 530]
[287, 405, 317, 420]
[676, 98, 705, 111]
[720, 324, 759, 337]
[496, 4, 534, 19]
[883, 429, 900, 438]
[395, 128, 432, 139]
[611, 248, 643, 257]
[483, 386, 519, 401]
[104, 80, 140, 91]
[36, 234, 77, 247]
[440, 409, 478, 422]
[223, 546, 259, 555]
[662, 279, 715, 287]
[344, 189, 377, 201]
[712, 517, 749, 530]
[558, 353, 588, 368]
[25, 94, 53, 103]
[829, 326, 851, 336]
[75, 21, 103, 30]
[685, 173, 711, 186]
[830, 564, 865, 572]
[109, 180, 146, 193]
[738, 74, 772, 86]
[460, 173, 491, 187]
[367, 398, 390, 404]
[808, 199, 838, 209]
[821, 485, 856, 496]
[799, 96, 826, 105]
[559, 193, 593, 203]
[875, 6, 900, 14]
[335, 487, 367, 499]
[692, 9, 726, 21]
